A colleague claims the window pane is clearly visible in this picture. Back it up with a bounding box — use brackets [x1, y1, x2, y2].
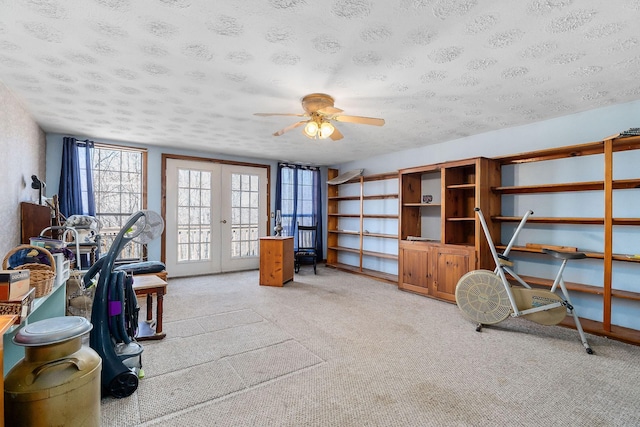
[93, 145, 146, 261]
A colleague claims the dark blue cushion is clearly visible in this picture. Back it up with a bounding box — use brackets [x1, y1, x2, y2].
[114, 261, 165, 274]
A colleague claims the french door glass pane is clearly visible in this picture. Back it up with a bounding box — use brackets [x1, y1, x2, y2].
[177, 167, 212, 262]
[230, 173, 259, 258]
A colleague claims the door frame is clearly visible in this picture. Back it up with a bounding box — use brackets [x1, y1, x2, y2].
[161, 154, 271, 270]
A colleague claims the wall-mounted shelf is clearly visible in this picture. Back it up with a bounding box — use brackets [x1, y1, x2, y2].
[327, 170, 399, 283]
[492, 134, 640, 345]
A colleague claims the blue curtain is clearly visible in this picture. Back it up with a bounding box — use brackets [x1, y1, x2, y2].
[275, 163, 323, 256]
[59, 137, 95, 217]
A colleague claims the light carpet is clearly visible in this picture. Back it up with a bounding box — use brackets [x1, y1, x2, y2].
[100, 267, 640, 426]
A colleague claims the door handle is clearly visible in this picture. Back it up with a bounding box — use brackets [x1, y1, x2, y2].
[220, 220, 227, 224]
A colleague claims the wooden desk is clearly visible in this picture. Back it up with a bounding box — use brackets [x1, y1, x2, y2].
[132, 275, 168, 340]
[1, 315, 17, 427]
[259, 236, 294, 287]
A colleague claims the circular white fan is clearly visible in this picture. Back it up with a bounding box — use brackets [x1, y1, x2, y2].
[125, 210, 165, 244]
[455, 270, 512, 325]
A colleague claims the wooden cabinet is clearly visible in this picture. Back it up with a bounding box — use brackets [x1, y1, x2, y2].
[398, 157, 499, 301]
[20, 202, 51, 243]
[399, 240, 475, 302]
[259, 237, 294, 287]
[431, 244, 475, 302]
[327, 170, 398, 282]
[492, 134, 640, 344]
[399, 241, 431, 293]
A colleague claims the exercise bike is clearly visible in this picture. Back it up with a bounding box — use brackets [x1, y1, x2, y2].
[455, 208, 593, 354]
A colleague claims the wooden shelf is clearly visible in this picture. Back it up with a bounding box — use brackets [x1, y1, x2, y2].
[325, 262, 398, 283]
[341, 172, 399, 184]
[559, 316, 640, 346]
[363, 232, 398, 239]
[326, 170, 399, 282]
[446, 183, 475, 189]
[328, 213, 398, 219]
[494, 216, 604, 225]
[494, 181, 603, 194]
[494, 141, 605, 164]
[327, 245, 360, 255]
[329, 193, 398, 201]
[493, 135, 640, 345]
[494, 135, 640, 165]
[362, 250, 398, 260]
[493, 178, 640, 194]
[328, 195, 361, 201]
[403, 203, 441, 207]
[496, 245, 640, 264]
[513, 274, 603, 296]
[363, 194, 398, 200]
[328, 229, 360, 236]
[495, 216, 640, 226]
[613, 218, 640, 226]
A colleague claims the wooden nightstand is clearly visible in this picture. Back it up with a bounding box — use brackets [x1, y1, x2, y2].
[259, 236, 294, 287]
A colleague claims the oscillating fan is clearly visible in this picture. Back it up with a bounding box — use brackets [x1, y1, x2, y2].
[124, 210, 165, 244]
[454, 270, 512, 325]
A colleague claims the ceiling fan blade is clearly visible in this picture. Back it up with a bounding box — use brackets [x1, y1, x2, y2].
[254, 113, 306, 117]
[273, 120, 307, 136]
[330, 126, 343, 141]
[333, 115, 385, 126]
[317, 106, 344, 115]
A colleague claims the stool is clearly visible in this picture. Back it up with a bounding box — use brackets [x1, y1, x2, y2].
[132, 274, 168, 341]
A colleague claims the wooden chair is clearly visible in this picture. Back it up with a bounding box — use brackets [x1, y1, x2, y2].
[294, 222, 318, 274]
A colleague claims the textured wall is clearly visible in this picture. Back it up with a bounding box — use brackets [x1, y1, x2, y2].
[0, 82, 46, 258]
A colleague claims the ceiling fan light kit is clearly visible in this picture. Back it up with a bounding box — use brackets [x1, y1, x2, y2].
[255, 93, 384, 142]
[303, 116, 336, 140]
[303, 120, 319, 138]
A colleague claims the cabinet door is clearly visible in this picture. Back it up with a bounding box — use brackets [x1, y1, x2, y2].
[399, 245, 431, 296]
[431, 245, 475, 302]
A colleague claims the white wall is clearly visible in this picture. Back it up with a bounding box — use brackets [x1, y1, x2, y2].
[0, 82, 46, 257]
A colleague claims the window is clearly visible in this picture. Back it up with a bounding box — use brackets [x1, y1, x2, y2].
[92, 144, 147, 260]
[277, 163, 322, 254]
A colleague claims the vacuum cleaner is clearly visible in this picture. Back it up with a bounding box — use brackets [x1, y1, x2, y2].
[82, 210, 164, 398]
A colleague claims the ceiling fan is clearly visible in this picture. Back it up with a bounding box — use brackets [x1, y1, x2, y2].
[254, 93, 385, 141]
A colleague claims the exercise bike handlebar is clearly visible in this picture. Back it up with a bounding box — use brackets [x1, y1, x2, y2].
[503, 209, 534, 257]
[474, 208, 534, 261]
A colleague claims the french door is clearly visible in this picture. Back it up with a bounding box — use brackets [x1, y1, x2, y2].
[165, 159, 268, 277]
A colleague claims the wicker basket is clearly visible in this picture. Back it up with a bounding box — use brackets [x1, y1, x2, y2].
[3, 244, 56, 298]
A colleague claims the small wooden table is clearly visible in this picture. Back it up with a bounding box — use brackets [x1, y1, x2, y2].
[132, 274, 168, 340]
[259, 236, 294, 287]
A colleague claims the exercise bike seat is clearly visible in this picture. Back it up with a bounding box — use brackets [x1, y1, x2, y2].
[542, 248, 587, 260]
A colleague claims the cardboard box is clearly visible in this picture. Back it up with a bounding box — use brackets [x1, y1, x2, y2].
[0, 287, 35, 325]
[0, 269, 31, 300]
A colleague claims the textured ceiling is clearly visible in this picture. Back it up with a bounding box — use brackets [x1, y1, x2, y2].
[1, 0, 640, 165]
